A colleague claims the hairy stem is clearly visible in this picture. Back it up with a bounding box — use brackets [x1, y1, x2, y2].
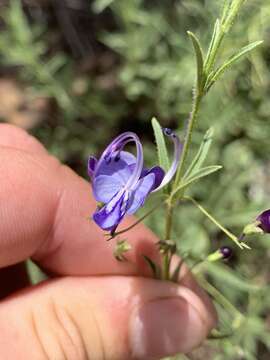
[161, 201, 174, 280]
[174, 92, 202, 188]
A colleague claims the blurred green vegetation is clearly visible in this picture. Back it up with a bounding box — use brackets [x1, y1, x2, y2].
[0, 0, 270, 359]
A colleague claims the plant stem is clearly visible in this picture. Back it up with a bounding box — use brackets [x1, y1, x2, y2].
[162, 87, 202, 280]
[174, 92, 202, 189]
[184, 196, 247, 249]
[162, 201, 174, 280]
[165, 201, 173, 240]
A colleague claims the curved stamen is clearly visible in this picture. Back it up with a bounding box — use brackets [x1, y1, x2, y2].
[94, 132, 144, 191]
[152, 128, 182, 192]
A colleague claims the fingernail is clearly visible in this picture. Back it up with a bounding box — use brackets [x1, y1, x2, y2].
[129, 297, 206, 359]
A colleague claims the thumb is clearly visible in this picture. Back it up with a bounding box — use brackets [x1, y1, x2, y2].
[0, 276, 215, 360]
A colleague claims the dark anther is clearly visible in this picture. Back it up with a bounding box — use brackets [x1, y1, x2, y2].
[104, 154, 111, 164]
[114, 154, 121, 162]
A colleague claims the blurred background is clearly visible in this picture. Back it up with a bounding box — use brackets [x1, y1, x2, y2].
[0, 0, 269, 359]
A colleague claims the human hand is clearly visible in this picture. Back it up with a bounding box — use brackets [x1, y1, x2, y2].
[0, 124, 216, 360]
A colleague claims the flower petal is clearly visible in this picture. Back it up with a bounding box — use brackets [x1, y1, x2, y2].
[88, 156, 97, 178]
[93, 175, 123, 203]
[143, 166, 165, 190]
[152, 129, 182, 192]
[127, 173, 155, 215]
[257, 209, 270, 233]
[93, 192, 129, 231]
[96, 151, 136, 178]
[118, 151, 137, 165]
[94, 132, 144, 192]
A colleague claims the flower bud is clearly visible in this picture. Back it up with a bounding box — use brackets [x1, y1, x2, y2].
[207, 246, 233, 262]
[219, 246, 233, 260]
[113, 239, 132, 261]
[242, 209, 270, 237]
[256, 209, 270, 233]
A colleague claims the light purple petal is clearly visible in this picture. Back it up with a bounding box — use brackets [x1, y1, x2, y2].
[88, 156, 97, 178]
[127, 173, 155, 215]
[94, 132, 144, 192]
[93, 175, 123, 203]
[93, 191, 129, 231]
[95, 151, 136, 178]
[118, 151, 137, 165]
[152, 129, 182, 192]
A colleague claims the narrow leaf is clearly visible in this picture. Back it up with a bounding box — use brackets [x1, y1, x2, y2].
[206, 40, 263, 91]
[204, 19, 221, 71]
[207, 262, 263, 293]
[185, 196, 245, 249]
[185, 165, 222, 185]
[187, 31, 204, 90]
[171, 258, 184, 283]
[221, 0, 233, 24]
[143, 255, 161, 279]
[184, 127, 214, 179]
[172, 165, 222, 198]
[151, 117, 170, 171]
[93, 0, 115, 13]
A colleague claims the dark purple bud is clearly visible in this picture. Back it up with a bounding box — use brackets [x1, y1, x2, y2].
[163, 128, 173, 136]
[219, 246, 233, 260]
[256, 209, 270, 233]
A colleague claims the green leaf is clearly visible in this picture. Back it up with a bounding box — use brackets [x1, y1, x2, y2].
[206, 40, 263, 91]
[171, 258, 186, 283]
[143, 255, 161, 279]
[207, 262, 263, 293]
[151, 117, 170, 171]
[183, 127, 214, 179]
[172, 165, 222, 198]
[221, 0, 233, 24]
[187, 31, 204, 91]
[93, 0, 115, 13]
[204, 19, 221, 72]
[185, 165, 222, 184]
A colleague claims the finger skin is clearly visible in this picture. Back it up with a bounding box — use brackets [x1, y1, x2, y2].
[0, 276, 216, 360]
[0, 124, 47, 155]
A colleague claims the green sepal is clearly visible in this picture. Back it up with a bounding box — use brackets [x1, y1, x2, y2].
[243, 221, 264, 236]
[206, 250, 223, 262]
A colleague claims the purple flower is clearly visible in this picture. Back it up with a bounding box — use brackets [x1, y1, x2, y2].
[257, 209, 270, 233]
[88, 130, 182, 233]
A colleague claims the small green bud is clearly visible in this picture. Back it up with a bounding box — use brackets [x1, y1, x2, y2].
[113, 239, 132, 261]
